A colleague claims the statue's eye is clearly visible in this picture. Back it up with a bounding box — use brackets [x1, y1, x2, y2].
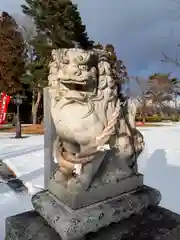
[78, 55, 84, 61]
[79, 65, 87, 71]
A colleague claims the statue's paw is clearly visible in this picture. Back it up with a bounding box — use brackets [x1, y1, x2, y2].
[53, 170, 67, 186]
[67, 178, 82, 192]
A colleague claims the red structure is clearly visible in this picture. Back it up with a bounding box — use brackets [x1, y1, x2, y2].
[0, 92, 11, 124]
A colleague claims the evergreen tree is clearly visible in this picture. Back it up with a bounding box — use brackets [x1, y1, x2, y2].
[104, 44, 129, 84]
[146, 73, 177, 115]
[21, 0, 93, 123]
[0, 12, 26, 95]
[22, 32, 49, 124]
[94, 42, 104, 50]
[147, 73, 173, 101]
[104, 44, 129, 98]
[21, 0, 93, 49]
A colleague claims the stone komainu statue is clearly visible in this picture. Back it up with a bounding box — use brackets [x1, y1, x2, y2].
[48, 48, 144, 193]
[6, 47, 174, 240]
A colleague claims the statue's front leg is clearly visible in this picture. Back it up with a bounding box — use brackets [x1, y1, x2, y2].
[53, 137, 108, 191]
[67, 151, 107, 191]
[52, 137, 75, 186]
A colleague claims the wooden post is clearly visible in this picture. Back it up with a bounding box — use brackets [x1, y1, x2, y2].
[43, 87, 56, 189]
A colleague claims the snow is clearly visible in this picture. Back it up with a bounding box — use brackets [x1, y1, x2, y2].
[0, 133, 44, 240]
[138, 124, 180, 215]
[0, 133, 44, 189]
[1, 125, 180, 238]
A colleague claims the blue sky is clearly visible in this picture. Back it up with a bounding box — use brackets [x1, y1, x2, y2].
[1, 0, 180, 79]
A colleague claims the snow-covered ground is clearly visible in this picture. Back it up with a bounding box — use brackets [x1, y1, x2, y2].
[0, 133, 44, 190]
[1, 125, 180, 239]
[138, 124, 180, 214]
[0, 133, 44, 240]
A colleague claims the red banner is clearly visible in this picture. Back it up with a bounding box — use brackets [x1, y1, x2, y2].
[0, 92, 11, 124]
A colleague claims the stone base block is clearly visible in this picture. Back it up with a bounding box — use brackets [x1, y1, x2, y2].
[31, 185, 160, 240]
[48, 173, 143, 209]
[5, 206, 180, 240]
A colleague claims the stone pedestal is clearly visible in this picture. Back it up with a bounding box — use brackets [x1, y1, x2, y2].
[48, 173, 143, 209]
[7, 173, 180, 240]
[5, 205, 180, 240]
[29, 185, 160, 240]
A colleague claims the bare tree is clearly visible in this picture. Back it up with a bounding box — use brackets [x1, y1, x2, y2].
[130, 76, 149, 122]
[162, 47, 180, 115]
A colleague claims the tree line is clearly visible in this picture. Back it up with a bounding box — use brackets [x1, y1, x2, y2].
[0, 0, 179, 124]
[133, 73, 180, 120]
[0, 0, 129, 124]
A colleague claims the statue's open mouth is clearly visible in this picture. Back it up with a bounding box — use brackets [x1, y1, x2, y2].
[60, 80, 92, 93]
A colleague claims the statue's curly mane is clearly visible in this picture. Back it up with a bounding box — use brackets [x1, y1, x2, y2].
[49, 48, 121, 125]
[88, 49, 120, 127]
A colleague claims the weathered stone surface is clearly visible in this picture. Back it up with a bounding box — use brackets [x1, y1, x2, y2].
[5, 206, 180, 240]
[48, 47, 145, 193]
[48, 173, 143, 209]
[31, 185, 160, 240]
[5, 211, 60, 240]
[87, 206, 180, 240]
[37, 48, 146, 239]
